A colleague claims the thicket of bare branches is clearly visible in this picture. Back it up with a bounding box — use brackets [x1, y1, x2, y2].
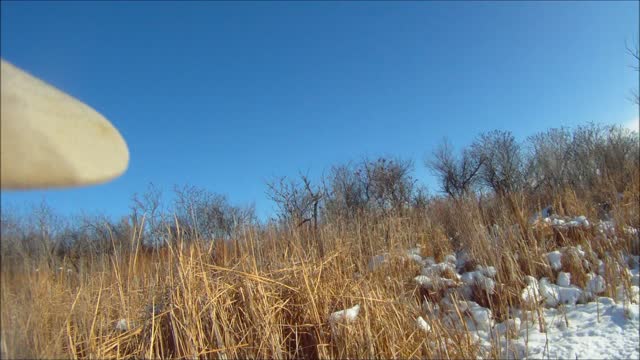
[1, 122, 637, 268]
[473, 130, 526, 195]
[321, 157, 415, 219]
[266, 174, 321, 227]
[428, 123, 639, 204]
[267, 157, 416, 227]
[526, 127, 573, 193]
[426, 139, 482, 199]
[173, 184, 255, 241]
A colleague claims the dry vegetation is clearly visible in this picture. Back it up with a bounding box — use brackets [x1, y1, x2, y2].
[1, 123, 639, 359]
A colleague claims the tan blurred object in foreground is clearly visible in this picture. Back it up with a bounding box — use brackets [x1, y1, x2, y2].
[0, 59, 129, 189]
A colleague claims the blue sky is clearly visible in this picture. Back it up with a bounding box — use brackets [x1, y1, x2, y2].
[1, 1, 638, 221]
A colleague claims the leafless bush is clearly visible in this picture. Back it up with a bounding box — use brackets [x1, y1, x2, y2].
[595, 124, 639, 192]
[563, 123, 639, 195]
[473, 130, 526, 196]
[427, 139, 482, 199]
[324, 163, 368, 219]
[412, 184, 431, 211]
[130, 182, 167, 247]
[526, 127, 573, 194]
[324, 157, 415, 218]
[364, 157, 415, 214]
[173, 184, 255, 242]
[267, 175, 322, 228]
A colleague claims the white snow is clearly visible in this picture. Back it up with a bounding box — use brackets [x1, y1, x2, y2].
[402, 217, 639, 359]
[494, 317, 521, 337]
[597, 259, 606, 275]
[522, 276, 541, 305]
[566, 215, 590, 228]
[557, 272, 571, 287]
[624, 226, 639, 236]
[329, 304, 360, 325]
[444, 254, 457, 264]
[460, 268, 496, 294]
[598, 220, 616, 236]
[530, 206, 554, 224]
[421, 261, 457, 277]
[547, 251, 563, 271]
[528, 277, 584, 307]
[616, 285, 640, 304]
[481, 266, 497, 278]
[585, 273, 606, 297]
[504, 298, 639, 360]
[368, 254, 390, 271]
[406, 253, 425, 266]
[115, 318, 128, 331]
[416, 316, 431, 332]
[423, 256, 436, 266]
[414, 275, 456, 290]
[468, 302, 493, 331]
[538, 214, 592, 229]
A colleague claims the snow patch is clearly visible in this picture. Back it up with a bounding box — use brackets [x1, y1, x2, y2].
[115, 318, 129, 331]
[557, 272, 571, 287]
[368, 254, 390, 271]
[329, 304, 360, 325]
[416, 316, 431, 332]
[547, 251, 563, 271]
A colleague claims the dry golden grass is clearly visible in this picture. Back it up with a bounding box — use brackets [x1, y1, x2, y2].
[1, 182, 638, 359]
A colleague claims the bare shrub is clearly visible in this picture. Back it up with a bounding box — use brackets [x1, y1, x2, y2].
[526, 127, 573, 195]
[427, 139, 482, 199]
[324, 157, 415, 219]
[324, 163, 368, 220]
[472, 130, 525, 196]
[173, 184, 255, 242]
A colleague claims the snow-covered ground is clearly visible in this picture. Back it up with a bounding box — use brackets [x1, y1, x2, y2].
[357, 215, 640, 359]
[501, 298, 640, 359]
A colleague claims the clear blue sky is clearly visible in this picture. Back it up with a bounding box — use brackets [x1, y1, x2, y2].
[1, 1, 638, 221]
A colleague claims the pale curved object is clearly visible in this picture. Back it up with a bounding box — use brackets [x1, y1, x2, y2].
[1, 59, 129, 189]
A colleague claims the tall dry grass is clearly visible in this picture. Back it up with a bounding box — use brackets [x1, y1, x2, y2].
[1, 177, 639, 359]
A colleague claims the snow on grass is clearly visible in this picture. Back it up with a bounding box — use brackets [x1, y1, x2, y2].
[414, 274, 457, 290]
[567, 215, 590, 228]
[406, 253, 425, 265]
[529, 205, 554, 224]
[115, 318, 129, 331]
[404, 248, 427, 266]
[556, 272, 571, 287]
[414, 257, 466, 291]
[586, 273, 606, 292]
[522, 276, 589, 307]
[547, 251, 563, 271]
[535, 214, 597, 231]
[616, 285, 640, 304]
[329, 304, 361, 338]
[422, 292, 639, 359]
[522, 276, 541, 305]
[460, 267, 497, 294]
[406, 217, 639, 358]
[416, 316, 431, 332]
[508, 298, 640, 360]
[421, 262, 458, 277]
[368, 253, 390, 271]
[444, 254, 457, 265]
[329, 304, 360, 325]
[624, 226, 639, 236]
[494, 317, 521, 338]
[429, 298, 494, 332]
[468, 302, 493, 331]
